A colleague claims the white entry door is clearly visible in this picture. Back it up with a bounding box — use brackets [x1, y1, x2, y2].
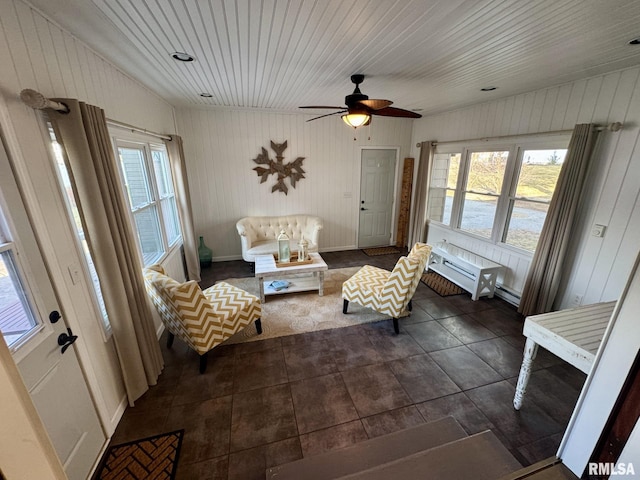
[0, 136, 105, 479]
[358, 148, 397, 248]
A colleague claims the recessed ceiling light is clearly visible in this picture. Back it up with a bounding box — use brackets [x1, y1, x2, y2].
[629, 38, 640, 45]
[200, 93, 213, 98]
[171, 52, 195, 62]
[412, 108, 423, 112]
[481, 86, 497, 91]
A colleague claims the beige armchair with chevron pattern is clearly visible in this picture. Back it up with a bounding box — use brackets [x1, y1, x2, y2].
[342, 243, 432, 334]
[143, 265, 262, 373]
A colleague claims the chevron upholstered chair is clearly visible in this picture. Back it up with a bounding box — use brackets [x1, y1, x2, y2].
[342, 243, 432, 334]
[143, 265, 262, 373]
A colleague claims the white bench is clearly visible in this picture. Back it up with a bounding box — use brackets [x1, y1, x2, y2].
[513, 301, 616, 410]
[426, 242, 504, 300]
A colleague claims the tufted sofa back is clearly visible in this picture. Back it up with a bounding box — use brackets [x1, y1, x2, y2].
[237, 215, 322, 243]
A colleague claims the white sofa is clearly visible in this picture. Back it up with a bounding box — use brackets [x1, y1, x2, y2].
[236, 215, 323, 262]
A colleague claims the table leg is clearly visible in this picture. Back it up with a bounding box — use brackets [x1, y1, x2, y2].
[318, 271, 324, 296]
[258, 276, 265, 303]
[513, 338, 539, 410]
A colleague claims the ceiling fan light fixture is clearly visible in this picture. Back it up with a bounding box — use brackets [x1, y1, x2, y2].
[342, 112, 371, 128]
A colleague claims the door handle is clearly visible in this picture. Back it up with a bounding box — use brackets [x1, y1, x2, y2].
[360, 207, 368, 211]
[58, 328, 78, 354]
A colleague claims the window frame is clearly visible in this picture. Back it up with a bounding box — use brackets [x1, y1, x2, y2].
[427, 134, 570, 254]
[112, 135, 182, 267]
[46, 127, 112, 339]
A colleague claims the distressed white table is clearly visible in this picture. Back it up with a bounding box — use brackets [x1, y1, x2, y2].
[254, 252, 328, 303]
[513, 301, 616, 410]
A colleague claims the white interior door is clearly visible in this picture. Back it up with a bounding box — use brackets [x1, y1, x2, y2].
[358, 148, 397, 248]
[0, 137, 105, 479]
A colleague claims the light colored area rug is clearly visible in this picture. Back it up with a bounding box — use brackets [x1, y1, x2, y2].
[221, 267, 395, 344]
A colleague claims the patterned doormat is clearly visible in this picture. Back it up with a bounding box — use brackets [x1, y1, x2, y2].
[421, 271, 465, 297]
[362, 246, 404, 256]
[94, 430, 184, 480]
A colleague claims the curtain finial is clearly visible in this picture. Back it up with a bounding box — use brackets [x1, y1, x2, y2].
[20, 89, 69, 113]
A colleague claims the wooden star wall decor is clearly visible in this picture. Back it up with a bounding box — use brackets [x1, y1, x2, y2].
[252, 140, 305, 195]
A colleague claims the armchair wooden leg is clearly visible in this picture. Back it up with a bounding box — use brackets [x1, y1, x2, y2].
[255, 318, 262, 334]
[343, 299, 349, 314]
[167, 332, 175, 348]
[393, 318, 399, 334]
[408, 300, 413, 312]
[199, 352, 208, 374]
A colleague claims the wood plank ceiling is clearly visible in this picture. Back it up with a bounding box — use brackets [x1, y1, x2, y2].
[26, 0, 640, 116]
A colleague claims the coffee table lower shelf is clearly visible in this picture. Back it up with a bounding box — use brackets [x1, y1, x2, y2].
[254, 252, 328, 303]
[261, 273, 325, 299]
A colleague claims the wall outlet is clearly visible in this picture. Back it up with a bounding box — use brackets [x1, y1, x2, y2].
[572, 294, 583, 306]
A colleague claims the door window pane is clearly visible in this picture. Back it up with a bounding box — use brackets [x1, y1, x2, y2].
[0, 249, 39, 348]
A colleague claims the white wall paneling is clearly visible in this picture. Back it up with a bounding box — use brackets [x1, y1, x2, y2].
[175, 107, 413, 260]
[0, 0, 176, 435]
[412, 66, 640, 309]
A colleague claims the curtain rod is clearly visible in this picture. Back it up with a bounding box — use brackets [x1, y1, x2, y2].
[19, 89, 172, 141]
[106, 119, 172, 141]
[421, 122, 623, 148]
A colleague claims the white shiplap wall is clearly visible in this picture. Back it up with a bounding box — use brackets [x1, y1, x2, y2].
[0, 0, 176, 433]
[175, 107, 413, 260]
[411, 66, 640, 309]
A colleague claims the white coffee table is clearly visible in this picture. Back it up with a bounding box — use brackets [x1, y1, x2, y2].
[254, 252, 328, 303]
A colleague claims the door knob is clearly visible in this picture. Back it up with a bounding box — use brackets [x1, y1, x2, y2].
[57, 327, 78, 354]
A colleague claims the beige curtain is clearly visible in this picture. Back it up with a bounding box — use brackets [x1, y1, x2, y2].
[165, 135, 200, 281]
[48, 99, 163, 404]
[408, 141, 434, 248]
[519, 124, 598, 317]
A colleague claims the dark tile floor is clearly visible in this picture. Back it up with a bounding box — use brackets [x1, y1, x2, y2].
[109, 250, 585, 480]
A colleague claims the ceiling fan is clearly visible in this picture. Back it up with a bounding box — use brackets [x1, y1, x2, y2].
[300, 74, 422, 127]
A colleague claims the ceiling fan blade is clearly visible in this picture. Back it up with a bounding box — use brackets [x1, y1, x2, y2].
[372, 106, 422, 118]
[357, 99, 393, 110]
[299, 105, 345, 109]
[306, 110, 347, 122]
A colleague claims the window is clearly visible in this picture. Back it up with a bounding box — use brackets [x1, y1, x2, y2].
[0, 224, 40, 349]
[459, 150, 509, 238]
[503, 149, 567, 250]
[115, 139, 181, 266]
[427, 153, 460, 225]
[48, 127, 110, 336]
[426, 137, 569, 253]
